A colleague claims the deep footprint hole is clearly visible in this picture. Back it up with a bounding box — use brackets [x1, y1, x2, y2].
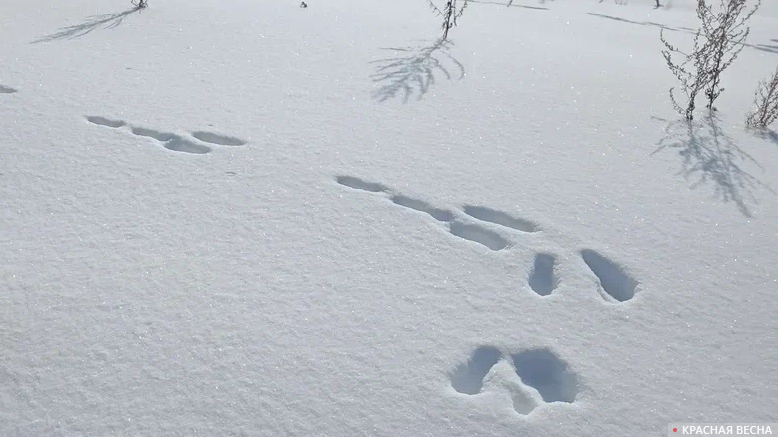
[511, 389, 538, 415]
[450, 346, 501, 395]
[164, 137, 211, 154]
[131, 127, 178, 142]
[581, 249, 637, 302]
[529, 253, 557, 296]
[463, 205, 539, 233]
[511, 348, 578, 404]
[449, 222, 509, 251]
[192, 131, 246, 146]
[335, 176, 389, 193]
[391, 195, 454, 222]
[86, 116, 126, 128]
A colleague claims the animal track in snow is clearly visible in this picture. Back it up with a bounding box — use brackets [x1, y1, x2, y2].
[0, 84, 18, 94]
[192, 131, 247, 146]
[448, 222, 509, 251]
[334, 174, 640, 302]
[131, 126, 178, 142]
[86, 115, 246, 155]
[581, 249, 638, 303]
[87, 116, 126, 128]
[162, 137, 211, 154]
[130, 126, 210, 154]
[390, 194, 454, 223]
[451, 346, 578, 415]
[463, 205, 539, 233]
[335, 176, 389, 193]
[511, 348, 578, 403]
[450, 346, 502, 395]
[335, 176, 510, 251]
[528, 253, 557, 296]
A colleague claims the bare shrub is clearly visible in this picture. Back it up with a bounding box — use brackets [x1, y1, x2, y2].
[427, 0, 468, 40]
[746, 66, 778, 128]
[661, 0, 760, 120]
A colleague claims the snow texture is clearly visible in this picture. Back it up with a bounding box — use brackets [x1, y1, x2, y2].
[1, 0, 777, 435]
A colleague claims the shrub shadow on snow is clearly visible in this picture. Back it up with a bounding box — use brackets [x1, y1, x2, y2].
[370, 38, 465, 103]
[587, 12, 686, 33]
[652, 115, 774, 218]
[767, 130, 778, 145]
[747, 43, 778, 56]
[750, 128, 778, 147]
[753, 43, 778, 55]
[587, 14, 777, 56]
[32, 7, 142, 43]
[467, 0, 548, 10]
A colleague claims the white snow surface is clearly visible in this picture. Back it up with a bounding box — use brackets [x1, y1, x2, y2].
[1, 0, 777, 435]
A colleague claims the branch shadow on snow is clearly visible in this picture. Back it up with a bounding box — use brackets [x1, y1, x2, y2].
[32, 7, 143, 43]
[652, 115, 774, 217]
[587, 13, 692, 33]
[753, 43, 778, 55]
[769, 130, 778, 145]
[370, 38, 465, 103]
[467, 0, 548, 10]
[751, 128, 778, 147]
[587, 13, 777, 56]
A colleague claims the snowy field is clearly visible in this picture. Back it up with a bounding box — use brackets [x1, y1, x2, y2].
[1, 0, 777, 435]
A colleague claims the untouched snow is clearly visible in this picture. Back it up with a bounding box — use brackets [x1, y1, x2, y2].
[1, 0, 776, 435]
